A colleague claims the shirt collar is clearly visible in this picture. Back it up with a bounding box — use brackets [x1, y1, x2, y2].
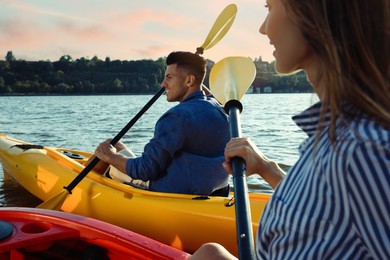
[293, 101, 368, 138]
[181, 90, 206, 103]
[292, 102, 331, 137]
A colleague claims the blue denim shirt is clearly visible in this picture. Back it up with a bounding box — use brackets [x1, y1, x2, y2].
[125, 90, 230, 195]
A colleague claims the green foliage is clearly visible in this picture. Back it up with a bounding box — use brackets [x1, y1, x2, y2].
[0, 52, 311, 95]
[0, 53, 168, 95]
[5, 51, 15, 63]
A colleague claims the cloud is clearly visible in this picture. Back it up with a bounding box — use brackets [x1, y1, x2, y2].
[3, 0, 97, 23]
[0, 1, 274, 62]
[0, 18, 49, 49]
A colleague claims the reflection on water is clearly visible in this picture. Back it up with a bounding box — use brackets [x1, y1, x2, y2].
[246, 175, 274, 194]
[0, 172, 42, 207]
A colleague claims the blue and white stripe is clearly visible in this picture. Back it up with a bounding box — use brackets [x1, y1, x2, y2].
[256, 102, 390, 259]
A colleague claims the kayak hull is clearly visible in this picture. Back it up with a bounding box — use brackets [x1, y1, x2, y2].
[0, 207, 190, 259]
[0, 134, 271, 256]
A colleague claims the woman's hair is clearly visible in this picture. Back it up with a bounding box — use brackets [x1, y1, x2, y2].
[166, 51, 207, 85]
[283, 0, 390, 139]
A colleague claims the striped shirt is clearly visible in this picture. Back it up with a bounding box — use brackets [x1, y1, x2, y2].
[257, 102, 390, 259]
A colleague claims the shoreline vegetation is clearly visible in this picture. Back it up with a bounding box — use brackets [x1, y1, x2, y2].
[0, 51, 312, 95]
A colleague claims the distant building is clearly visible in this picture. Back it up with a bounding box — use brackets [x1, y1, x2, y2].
[252, 57, 274, 93]
[263, 86, 272, 93]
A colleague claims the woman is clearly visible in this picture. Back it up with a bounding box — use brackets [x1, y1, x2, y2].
[191, 0, 390, 259]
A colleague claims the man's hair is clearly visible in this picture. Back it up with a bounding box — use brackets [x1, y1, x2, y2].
[166, 51, 207, 85]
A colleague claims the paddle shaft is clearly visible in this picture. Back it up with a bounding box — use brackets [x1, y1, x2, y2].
[65, 88, 165, 193]
[226, 100, 255, 260]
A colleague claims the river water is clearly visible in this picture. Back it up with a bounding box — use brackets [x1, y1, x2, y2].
[0, 93, 319, 207]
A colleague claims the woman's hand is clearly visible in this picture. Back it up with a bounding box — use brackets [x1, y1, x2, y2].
[223, 137, 268, 175]
[223, 137, 286, 189]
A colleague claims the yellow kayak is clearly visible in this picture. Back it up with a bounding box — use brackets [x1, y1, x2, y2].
[0, 133, 271, 256]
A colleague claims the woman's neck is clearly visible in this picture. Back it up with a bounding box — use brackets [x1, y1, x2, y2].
[304, 57, 323, 100]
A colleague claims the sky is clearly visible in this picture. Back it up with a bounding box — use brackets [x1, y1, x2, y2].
[0, 0, 273, 63]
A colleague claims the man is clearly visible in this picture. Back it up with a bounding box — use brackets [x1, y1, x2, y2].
[93, 51, 230, 196]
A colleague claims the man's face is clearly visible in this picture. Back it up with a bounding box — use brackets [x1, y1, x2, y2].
[161, 64, 191, 102]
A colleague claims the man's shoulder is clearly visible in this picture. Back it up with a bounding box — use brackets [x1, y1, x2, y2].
[157, 105, 189, 123]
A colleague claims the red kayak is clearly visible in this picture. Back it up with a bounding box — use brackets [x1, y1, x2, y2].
[0, 207, 190, 259]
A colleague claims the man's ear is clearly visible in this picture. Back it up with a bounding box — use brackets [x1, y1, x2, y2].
[186, 75, 196, 87]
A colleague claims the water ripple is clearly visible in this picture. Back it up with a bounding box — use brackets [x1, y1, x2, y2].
[1, 93, 318, 205]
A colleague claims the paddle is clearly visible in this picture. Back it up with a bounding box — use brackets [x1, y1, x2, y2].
[195, 4, 237, 54]
[209, 56, 257, 260]
[37, 88, 165, 210]
[37, 4, 238, 211]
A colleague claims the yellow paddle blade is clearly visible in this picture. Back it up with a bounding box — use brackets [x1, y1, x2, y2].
[209, 56, 256, 105]
[36, 189, 70, 210]
[199, 4, 237, 51]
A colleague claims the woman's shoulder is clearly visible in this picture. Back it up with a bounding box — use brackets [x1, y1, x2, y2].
[347, 115, 390, 144]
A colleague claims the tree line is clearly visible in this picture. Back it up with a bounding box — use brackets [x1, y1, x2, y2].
[0, 51, 312, 95]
